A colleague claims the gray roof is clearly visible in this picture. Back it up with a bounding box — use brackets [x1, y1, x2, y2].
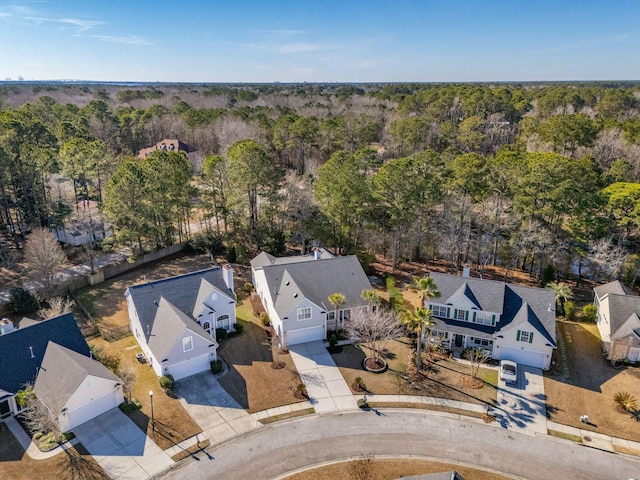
[611, 312, 640, 341]
[257, 254, 371, 318]
[0, 313, 90, 395]
[604, 294, 640, 341]
[34, 342, 120, 404]
[126, 268, 230, 360]
[429, 273, 556, 346]
[250, 247, 334, 268]
[594, 280, 637, 299]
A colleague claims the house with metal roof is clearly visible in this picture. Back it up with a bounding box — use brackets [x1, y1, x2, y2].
[34, 342, 123, 432]
[593, 280, 640, 363]
[0, 313, 122, 430]
[250, 248, 372, 346]
[125, 266, 236, 380]
[426, 271, 557, 369]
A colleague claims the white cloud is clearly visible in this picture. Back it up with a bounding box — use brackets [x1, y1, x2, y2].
[275, 43, 322, 54]
[82, 35, 153, 46]
[24, 16, 105, 32]
[0, 12, 11, 18]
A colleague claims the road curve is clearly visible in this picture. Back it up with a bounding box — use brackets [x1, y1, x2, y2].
[160, 410, 640, 480]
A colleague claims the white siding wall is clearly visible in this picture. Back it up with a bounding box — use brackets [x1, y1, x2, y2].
[496, 324, 554, 369]
[63, 376, 123, 431]
[125, 292, 163, 376]
[161, 331, 216, 378]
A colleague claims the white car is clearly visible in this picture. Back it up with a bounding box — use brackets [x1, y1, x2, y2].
[500, 360, 517, 384]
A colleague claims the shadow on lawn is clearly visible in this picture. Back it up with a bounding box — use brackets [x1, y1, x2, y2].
[61, 445, 110, 480]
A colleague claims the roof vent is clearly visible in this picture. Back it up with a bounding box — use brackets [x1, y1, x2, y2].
[29, 346, 35, 359]
[294, 293, 298, 298]
[285, 281, 290, 286]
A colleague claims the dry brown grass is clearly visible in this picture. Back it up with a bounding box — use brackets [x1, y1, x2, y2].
[544, 320, 640, 442]
[283, 457, 513, 480]
[88, 336, 202, 450]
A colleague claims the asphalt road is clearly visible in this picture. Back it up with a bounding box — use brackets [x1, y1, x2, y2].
[159, 410, 640, 480]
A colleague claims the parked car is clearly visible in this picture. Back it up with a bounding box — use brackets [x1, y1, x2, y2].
[500, 360, 517, 384]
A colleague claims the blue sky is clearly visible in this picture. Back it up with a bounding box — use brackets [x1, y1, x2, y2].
[0, 0, 638, 82]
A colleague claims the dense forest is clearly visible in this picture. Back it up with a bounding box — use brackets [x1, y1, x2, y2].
[1, 81, 640, 285]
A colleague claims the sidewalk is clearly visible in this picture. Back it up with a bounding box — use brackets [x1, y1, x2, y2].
[548, 420, 640, 453]
[4, 416, 80, 460]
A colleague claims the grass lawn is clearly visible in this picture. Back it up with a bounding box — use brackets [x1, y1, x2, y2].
[283, 457, 512, 480]
[544, 320, 640, 442]
[0, 426, 108, 480]
[332, 339, 498, 407]
[88, 336, 202, 450]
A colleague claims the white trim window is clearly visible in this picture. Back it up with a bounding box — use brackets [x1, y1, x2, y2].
[297, 307, 312, 321]
[182, 336, 193, 352]
[216, 315, 230, 331]
[517, 330, 533, 343]
[430, 330, 449, 341]
[431, 305, 448, 317]
[456, 309, 466, 321]
[475, 312, 494, 326]
[471, 337, 493, 348]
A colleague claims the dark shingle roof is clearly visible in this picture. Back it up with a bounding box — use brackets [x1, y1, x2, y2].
[600, 293, 640, 340]
[430, 273, 505, 314]
[34, 342, 119, 404]
[594, 280, 637, 298]
[259, 255, 371, 318]
[0, 313, 90, 395]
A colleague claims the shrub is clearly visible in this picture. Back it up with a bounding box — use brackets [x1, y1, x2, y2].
[90, 344, 121, 372]
[226, 245, 237, 263]
[244, 282, 254, 293]
[210, 360, 223, 374]
[613, 391, 638, 412]
[564, 301, 576, 320]
[233, 322, 244, 335]
[216, 327, 228, 341]
[540, 264, 555, 287]
[582, 304, 597, 323]
[159, 374, 174, 390]
[260, 312, 270, 326]
[118, 399, 142, 414]
[329, 333, 338, 348]
[9, 286, 39, 314]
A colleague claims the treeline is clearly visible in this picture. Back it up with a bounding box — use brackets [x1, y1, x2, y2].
[0, 82, 639, 284]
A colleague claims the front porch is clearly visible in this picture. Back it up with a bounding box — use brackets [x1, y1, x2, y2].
[429, 329, 494, 359]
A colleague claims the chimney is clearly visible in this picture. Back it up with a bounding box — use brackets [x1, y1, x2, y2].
[462, 264, 471, 278]
[0, 318, 14, 336]
[222, 264, 234, 293]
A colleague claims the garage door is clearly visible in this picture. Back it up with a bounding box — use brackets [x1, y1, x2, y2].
[286, 325, 324, 345]
[169, 354, 211, 380]
[67, 389, 119, 431]
[500, 346, 545, 369]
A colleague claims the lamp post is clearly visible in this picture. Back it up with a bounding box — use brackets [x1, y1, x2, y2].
[149, 390, 155, 432]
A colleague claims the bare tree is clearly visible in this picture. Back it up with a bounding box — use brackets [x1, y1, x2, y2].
[38, 296, 75, 320]
[24, 227, 67, 299]
[588, 237, 627, 282]
[117, 365, 136, 403]
[346, 307, 402, 367]
[463, 348, 491, 380]
[18, 384, 67, 444]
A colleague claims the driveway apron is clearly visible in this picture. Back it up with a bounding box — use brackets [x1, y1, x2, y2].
[289, 341, 359, 413]
[73, 408, 173, 480]
[492, 364, 548, 434]
[174, 372, 260, 447]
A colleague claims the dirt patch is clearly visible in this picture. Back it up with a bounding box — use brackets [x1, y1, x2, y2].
[283, 457, 512, 480]
[544, 320, 640, 442]
[332, 340, 498, 407]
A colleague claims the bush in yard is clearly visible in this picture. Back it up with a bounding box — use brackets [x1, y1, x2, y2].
[233, 322, 244, 335]
[118, 399, 142, 414]
[613, 391, 638, 412]
[564, 300, 576, 320]
[216, 327, 228, 341]
[90, 344, 121, 373]
[260, 312, 270, 326]
[244, 282, 254, 293]
[329, 333, 338, 348]
[226, 244, 237, 263]
[582, 304, 597, 323]
[159, 374, 174, 390]
[210, 360, 223, 374]
[9, 286, 39, 314]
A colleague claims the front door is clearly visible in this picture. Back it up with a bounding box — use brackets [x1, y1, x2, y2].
[0, 398, 11, 418]
[454, 334, 463, 348]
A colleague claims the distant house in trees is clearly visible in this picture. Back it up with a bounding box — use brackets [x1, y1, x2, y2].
[250, 248, 372, 346]
[138, 138, 205, 173]
[426, 270, 557, 369]
[125, 267, 236, 380]
[594, 280, 640, 363]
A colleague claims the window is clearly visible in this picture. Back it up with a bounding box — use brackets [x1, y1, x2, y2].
[431, 305, 448, 317]
[456, 309, 466, 321]
[216, 315, 230, 331]
[339, 309, 351, 322]
[203, 321, 211, 332]
[430, 330, 449, 341]
[517, 330, 533, 343]
[475, 312, 494, 326]
[471, 337, 493, 348]
[297, 307, 312, 321]
[327, 311, 335, 322]
[182, 336, 193, 352]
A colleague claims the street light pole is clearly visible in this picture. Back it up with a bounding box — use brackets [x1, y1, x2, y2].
[149, 390, 155, 432]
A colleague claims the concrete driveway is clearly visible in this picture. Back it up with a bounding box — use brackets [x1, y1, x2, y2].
[174, 372, 260, 446]
[73, 408, 173, 480]
[491, 364, 548, 434]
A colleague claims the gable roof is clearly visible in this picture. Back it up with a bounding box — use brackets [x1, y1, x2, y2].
[595, 282, 640, 340]
[147, 297, 215, 360]
[594, 280, 637, 299]
[255, 253, 371, 318]
[0, 313, 90, 395]
[127, 267, 234, 333]
[250, 247, 334, 269]
[610, 312, 640, 341]
[429, 273, 556, 346]
[34, 342, 119, 404]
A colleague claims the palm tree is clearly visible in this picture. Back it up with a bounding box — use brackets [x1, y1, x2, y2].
[403, 307, 435, 370]
[546, 281, 572, 317]
[328, 292, 346, 330]
[408, 276, 441, 307]
[361, 289, 381, 309]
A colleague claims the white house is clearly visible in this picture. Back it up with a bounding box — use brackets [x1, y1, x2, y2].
[250, 248, 372, 346]
[594, 280, 640, 362]
[34, 342, 123, 432]
[125, 266, 236, 380]
[426, 272, 557, 369]
[0, 313, 121, 431]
